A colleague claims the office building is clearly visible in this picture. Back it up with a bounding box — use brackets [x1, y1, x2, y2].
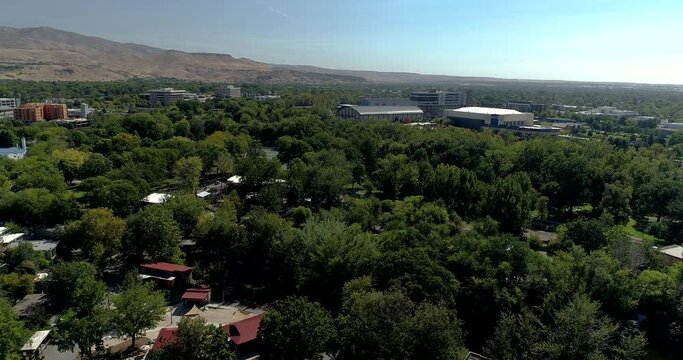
[506, 100, 546, 113]
[337, 105, 423, 122]
[147, 88, 187, 106]
[0, 98, 18, 120]
[445, 107, 560, 136]
[358, 97, 414, 106]
[215, 85, 241, 99]
[68, 103, 91, 118]
[447, 107, 534, 128]
[409, 90, 468, 119]
[14, 103, 44, 122]
[0, 98, 18, 108]
[42, 103, 67, 120]
[579, 106, 638, 119]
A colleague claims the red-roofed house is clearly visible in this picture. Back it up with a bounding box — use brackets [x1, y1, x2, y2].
[139, 262, 193, 288]
[224, 314, 263, 358]
[181, 288, 211, 306]
[152, 314, 263, 357]
[151, 328, 178, 351]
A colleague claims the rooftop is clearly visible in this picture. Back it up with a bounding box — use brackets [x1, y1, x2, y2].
[340, 105, 424, 115]
[140, 262, 193, 273]
[142, 193, 172, 204]
[149, 88, 186, 93]
[181, 288, 211, 302]
[152, 328, 178, 351]
[0, 147, 27, 159]
[224, 314, 263, 345]
[659, 245, 683, 259]
[13, 293, 47, 317]
[1, 232, 24, 244]
[227, 175, 242, 184]
[8, 240, 58, 252]
[20, 330, 50, 352]
[451, 107, 525, 115]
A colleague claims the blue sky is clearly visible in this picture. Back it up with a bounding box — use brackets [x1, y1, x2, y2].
[2, 0, 683, 84]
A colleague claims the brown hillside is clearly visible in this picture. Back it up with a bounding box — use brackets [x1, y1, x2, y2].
[0, 26, 363, 84]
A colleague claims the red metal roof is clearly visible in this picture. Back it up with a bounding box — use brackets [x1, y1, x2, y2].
[140, 262, 192, 273]
[223, 314, 263, 345]
[152, 327, 178, 351]
[181, 288, 211, 302]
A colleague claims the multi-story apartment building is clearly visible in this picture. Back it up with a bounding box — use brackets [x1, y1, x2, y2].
[215, 85, 241, 99]
[42, 104, 68, 120]
[14, 103, 44, 122]
[409, 90, 468, 119]
[147, 88, 187, 106]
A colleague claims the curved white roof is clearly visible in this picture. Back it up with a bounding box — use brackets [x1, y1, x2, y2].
[452, 107, 525, 115]
[339, 105, 423, 115]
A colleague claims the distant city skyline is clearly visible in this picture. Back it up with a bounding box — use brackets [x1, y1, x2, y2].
[2, 0, 683, 84]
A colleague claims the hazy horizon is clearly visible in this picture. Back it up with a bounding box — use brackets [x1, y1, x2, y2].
[2, 0, 682, 85]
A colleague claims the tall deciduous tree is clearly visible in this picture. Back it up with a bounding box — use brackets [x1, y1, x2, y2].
[258, 296, 336, 360]
[174, 156, 203, 192]
[54, 275, 110, 359]
[0, 298, 28, 360]
[63, 208, 126, 264]
[111, 274, 166, 350]
[43, 261, 98, 311]
[123, 205, 183, 263]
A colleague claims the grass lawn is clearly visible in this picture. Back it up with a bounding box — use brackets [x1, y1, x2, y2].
[624, 218, 657, 242]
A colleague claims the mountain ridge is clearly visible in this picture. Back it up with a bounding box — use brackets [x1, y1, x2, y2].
[0, 26, 677, 87]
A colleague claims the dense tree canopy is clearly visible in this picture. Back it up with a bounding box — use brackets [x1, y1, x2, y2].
[3, 80, 683, 359]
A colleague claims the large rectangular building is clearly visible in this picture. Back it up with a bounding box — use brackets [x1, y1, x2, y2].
[14, 103, 44, 122]
[409, 90, 468, 119]
[446, 107, 559, 136]
[0, 98, 18, 108]
[148, 88, 187, 106]
[215, 85, 241, 99]
[337, 105, 423, 122]
[42, 103, 67, 120]
[0, 98, 18, 120]
[446, 107, 534, 128]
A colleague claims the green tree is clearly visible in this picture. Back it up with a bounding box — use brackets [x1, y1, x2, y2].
[174, 156, 203, 192]
[600, 182, 632, 224]
[43, 261, 97, 311]
[535, 294, 620, 359]
[54, 275, 109, 360]
[258, 296, 336, 360]
[93, 179, 143, 216]
[485, 309, 543, 360]
[0, 273, 35, 301]
[123, 205, 183, 263]
[149, 317, 234, 360]
[164, 194, 205, 236]
[485, 172, 536, 235]
[2, 242, 48, 274]
[111, 133, 141, 152]
[0, 298, 28, 360]
[111, 275, 167, 350]
[337, 289, 465, 360]
[63, 208, 126, 264]
[0, 129, 17, 148]
[79, 153, 113, 178]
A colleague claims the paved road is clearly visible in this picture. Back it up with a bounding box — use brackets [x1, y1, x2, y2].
[42, 345, 77, 360]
